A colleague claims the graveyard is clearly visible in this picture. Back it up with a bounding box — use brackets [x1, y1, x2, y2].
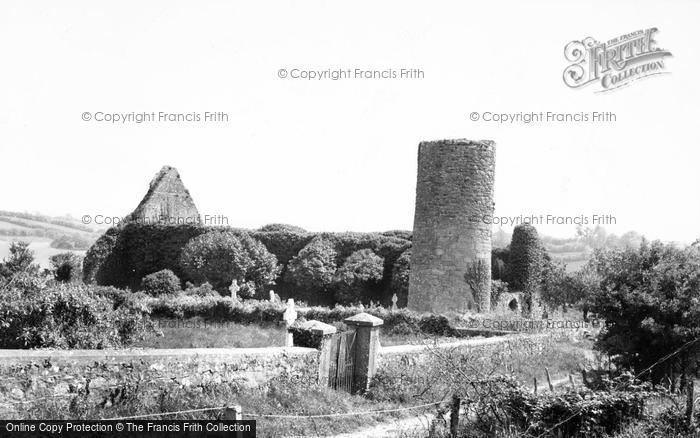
[0, 140, 698, 437]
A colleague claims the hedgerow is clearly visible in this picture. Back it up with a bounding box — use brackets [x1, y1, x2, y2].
[83, 224, 411, 306]
[0, 280, 155, 349]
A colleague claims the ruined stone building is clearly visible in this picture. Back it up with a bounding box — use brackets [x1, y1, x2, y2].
[125, 165, 199, 225]
[408, 139, 496, 313]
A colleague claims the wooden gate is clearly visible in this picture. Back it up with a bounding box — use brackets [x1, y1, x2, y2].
[327, 330, 357, 393]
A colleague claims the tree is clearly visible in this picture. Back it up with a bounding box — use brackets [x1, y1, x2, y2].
[284, 237, 338, 295]
[590, 240, 700, 385]
[333, 249, 384, 304]
[576, 225, 608, 250]
[49, 252, 83, 283]
[508, 224, 544, 315]
[0, 241, 39, 279]
[179, 231, 280, 296]
[540, 262, 598, 319]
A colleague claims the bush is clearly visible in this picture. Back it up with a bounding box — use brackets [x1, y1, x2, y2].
[83, 223, 412, 306]
[141, 269, 181, 296]
[50, 252, 83, 283]
[333, 249, 384, 304]
[417, 314, 453, 336]
[183, 281, 219, 297]
[284, 237, 338, 296]
[0, 281, 155, 349]
[490, 279, 509, 309]
[0, 241, 39, 279]
[257, 223, 307, 234]
[493, 374, 652, 437]
[179, 230, 280, 296]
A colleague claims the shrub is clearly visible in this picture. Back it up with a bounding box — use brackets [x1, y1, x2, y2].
[179, 231, 280, 296]
[417, 314, 453, 336]
[493, 374, 652, 437]
[83, 223, 411, 306]
[49, 252, 83, 283]
[490, 279, 509, 310]
[257, 223, 307, 234]
[333, 249, 384, 304]
[0, 241, 39, 279]
[284, 237, 338, 296]
[590, 240, 700, 384]
[0, 281, 155, 349]
[183, 281, 219, 297]
[141, 269, 181, 296]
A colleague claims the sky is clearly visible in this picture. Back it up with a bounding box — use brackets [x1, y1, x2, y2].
[1, 0, 699, 243]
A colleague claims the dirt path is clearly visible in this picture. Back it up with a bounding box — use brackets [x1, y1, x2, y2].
[326, 412, 436, 438]
[322, 375, 580, 438]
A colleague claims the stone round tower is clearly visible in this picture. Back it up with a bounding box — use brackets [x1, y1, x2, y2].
[408, 139, 495, 313]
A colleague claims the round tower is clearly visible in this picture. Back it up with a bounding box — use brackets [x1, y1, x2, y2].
[408, 139, 496, 313]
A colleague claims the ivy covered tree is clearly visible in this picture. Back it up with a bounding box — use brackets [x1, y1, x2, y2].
[590, 240, 700, 386]
[508, 224, 544, 314]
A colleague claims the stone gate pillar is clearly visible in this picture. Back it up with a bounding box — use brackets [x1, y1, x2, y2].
[344, 312, 383, 393]
[288, 320, 337, 385]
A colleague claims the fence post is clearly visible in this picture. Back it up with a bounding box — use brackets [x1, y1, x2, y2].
[545, 367, 554, 392]
[686, 379, 695, 427]
[344, 312, 384, 393]
[224, 405, 244, 438]
[450, 394, 461, 437]
[224, 405, 242, 420]
[533, 377, 538, 394]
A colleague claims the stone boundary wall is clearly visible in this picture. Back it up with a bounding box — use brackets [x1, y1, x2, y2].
[378, 333, 555, 369]
[0, 347, 318, 416]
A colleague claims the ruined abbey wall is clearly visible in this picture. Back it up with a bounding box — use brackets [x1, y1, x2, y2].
[408, 139, 495, 313]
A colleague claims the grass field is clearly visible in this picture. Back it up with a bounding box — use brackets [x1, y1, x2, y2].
[133, 317, 469, 349]
[0, 236, 86, 268]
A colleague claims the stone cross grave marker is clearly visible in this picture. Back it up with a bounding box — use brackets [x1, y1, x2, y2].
[229, 280, 239, 301]
[283, 299, 298, 347]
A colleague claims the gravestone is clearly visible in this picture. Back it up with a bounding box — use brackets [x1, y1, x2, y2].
[229, 280, 240, 301]
[283, 299, 298, 347]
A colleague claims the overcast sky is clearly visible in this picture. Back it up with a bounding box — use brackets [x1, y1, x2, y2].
[1, 0, 698, 243]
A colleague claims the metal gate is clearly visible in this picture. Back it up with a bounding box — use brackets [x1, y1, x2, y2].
[328, 330, 356, 393]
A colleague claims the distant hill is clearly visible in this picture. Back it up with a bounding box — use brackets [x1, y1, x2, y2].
[0, 211, 101, 267]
